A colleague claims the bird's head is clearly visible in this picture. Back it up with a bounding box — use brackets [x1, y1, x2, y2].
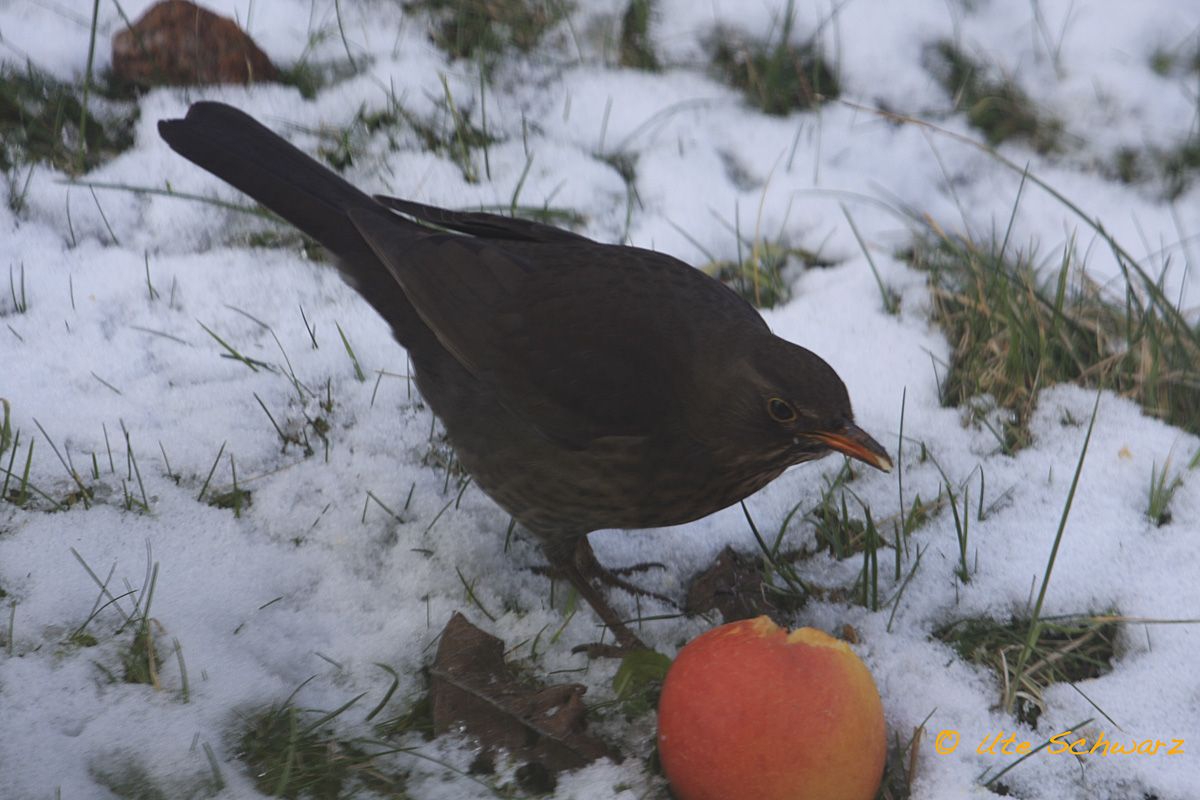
[729, 334, 893, 473]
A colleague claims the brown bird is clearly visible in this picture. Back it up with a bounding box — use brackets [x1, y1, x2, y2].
[159, 102, 893, 651]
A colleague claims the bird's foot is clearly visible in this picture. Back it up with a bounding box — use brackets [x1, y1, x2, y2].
[588, 563, 675, 606]
[534, 549, 676, 607]
[539, 536, 676, 654]
[608, 560, 668, 576]
[540, 561, 681, 604]
[607, 560, 669, 577]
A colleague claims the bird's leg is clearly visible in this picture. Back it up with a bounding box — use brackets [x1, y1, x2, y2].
[540, 536, 670, 654]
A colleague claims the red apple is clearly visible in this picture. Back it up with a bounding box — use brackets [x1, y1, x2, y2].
[657, 616, 886, 800]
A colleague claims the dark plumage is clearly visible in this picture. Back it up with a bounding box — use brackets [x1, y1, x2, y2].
[159, 102, 892, 650]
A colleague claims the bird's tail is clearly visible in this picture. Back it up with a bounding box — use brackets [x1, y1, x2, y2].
[158, 101, 425, 342]
[158, 102, 393, 257]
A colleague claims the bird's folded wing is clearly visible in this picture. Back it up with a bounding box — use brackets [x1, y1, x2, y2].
[347, 206, 718, 448]
[374, 195, 592, 243]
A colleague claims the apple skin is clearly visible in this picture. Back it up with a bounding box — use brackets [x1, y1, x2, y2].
[656, 616, 886, 800]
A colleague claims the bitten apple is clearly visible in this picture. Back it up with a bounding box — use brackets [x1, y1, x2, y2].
[657, 616, 886, 800]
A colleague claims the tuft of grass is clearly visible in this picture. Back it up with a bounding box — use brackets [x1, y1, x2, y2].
[618, 0, 659, 71]
[739, 465, 897, 613]
[0, 62, 137, 177]
[856, 509, 883, 611]
[335, 322, 367, 382]
[0, 398, 11, 460]
[1, 429, 70, 512]
[872, 711, 931, 800]
[1149, 39, 1200, 78]
[122, 614, 161, 686]
[406, 0, 570, 67]
[32, 417, 94, 509]
[843, 205, 900, 314]
[197, 321, 271, 373]
[943, 476, 971, 584]
[710, 1, 838, 115]
[245, 229, 328, 261]
[1109, 137, 1200, 200]
[1147, 458, 1185, 527]
[808, 467, 867, 559]
[319, 88, 497, 184]
[277, 62, 326, 101]
[207, 455, 252, 517]
[1128, 35, 1200, 196]
[81, 553, 165, 688]
[122, 561, 161, 686]
[690, 219, 833, 311]
[906, 226, 1200, 451]
[373, 693, 434, 740]
[237, 689, 408, 799]
[685, 185, 833, 310]
[801, 469, 888, 610]
[704, 239, 829, 309]
[208, 485, 252, 515]
[422, 426, 470, 492]
[925, 40, 1061, 153]
[977, 399, 1104, 729]
[1111, 145, 1146, 185]
[7, 262, 28, 314]
[1160, 136, 1200, 200]
[1149, 48, 1174, 77]
[277, 56, 362, 101]
[936, 614, 1118, 728]
[727, 502, 811, 613]
[597, 150, 640, 240]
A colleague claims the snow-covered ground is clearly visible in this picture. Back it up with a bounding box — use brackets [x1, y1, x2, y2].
[1, 0, 1198, 797]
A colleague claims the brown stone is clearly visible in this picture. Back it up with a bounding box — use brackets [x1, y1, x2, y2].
[112, 0, 278, 87]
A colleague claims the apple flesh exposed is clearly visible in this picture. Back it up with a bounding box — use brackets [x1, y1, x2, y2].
[657, 616, 886, 800]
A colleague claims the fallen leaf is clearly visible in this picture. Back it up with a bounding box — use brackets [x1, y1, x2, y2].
[430, 613, 618, 776]
[686, 545, 800, 621]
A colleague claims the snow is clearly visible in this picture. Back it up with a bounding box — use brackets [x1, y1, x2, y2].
[2, 0, 1199, 798]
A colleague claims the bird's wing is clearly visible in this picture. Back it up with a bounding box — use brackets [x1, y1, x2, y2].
[346, 206, 766, 448]
[374, 196, 592, 243]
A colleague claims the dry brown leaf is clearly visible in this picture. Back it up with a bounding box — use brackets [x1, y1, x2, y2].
[430, 613, 618, 776]
[685, 545, 793, 622]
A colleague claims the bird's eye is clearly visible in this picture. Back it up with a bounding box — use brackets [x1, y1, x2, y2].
[767, 397, 796, 423]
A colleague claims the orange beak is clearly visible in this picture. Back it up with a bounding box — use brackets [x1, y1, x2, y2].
[810, 423, 893, 472]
